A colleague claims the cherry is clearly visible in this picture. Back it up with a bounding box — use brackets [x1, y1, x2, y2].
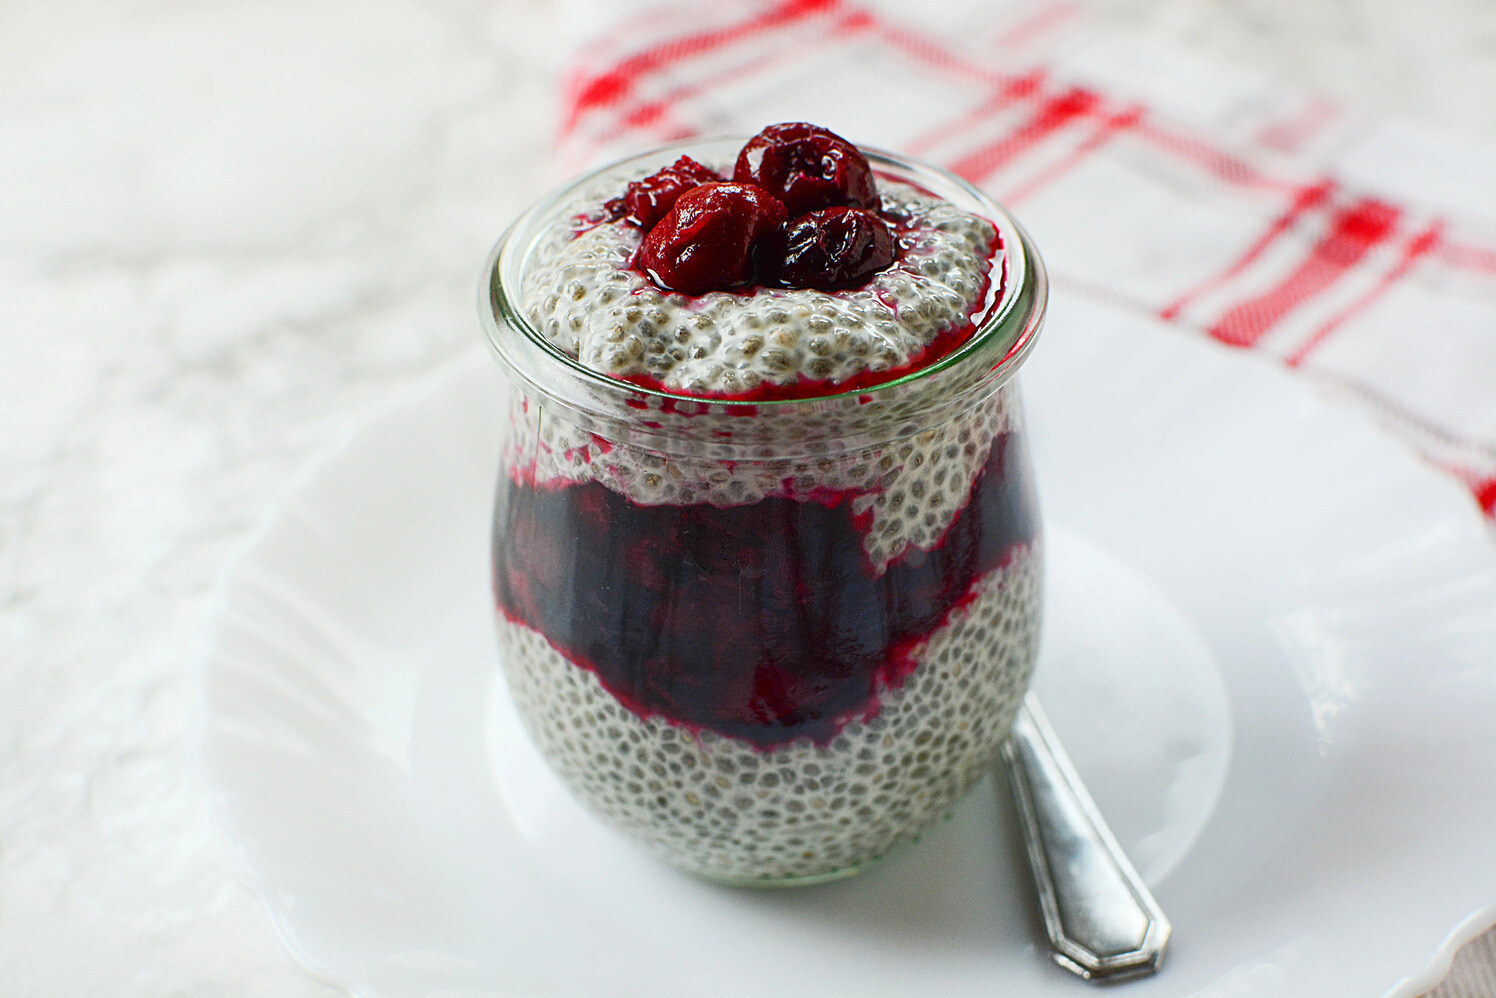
[606, 155, 723, 229]
[733, 122, 878, 217]
[638, 182, 787, 294]
[769, 207, 895, 291]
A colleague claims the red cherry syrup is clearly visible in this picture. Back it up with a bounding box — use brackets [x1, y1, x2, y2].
[493, 428, 1037, 749]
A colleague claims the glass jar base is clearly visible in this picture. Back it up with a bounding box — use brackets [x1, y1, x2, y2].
[692, 860, 875, 889]
[664, 805, 969, 889]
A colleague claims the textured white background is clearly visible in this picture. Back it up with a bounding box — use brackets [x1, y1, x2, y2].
[3, 1, 1495, 995]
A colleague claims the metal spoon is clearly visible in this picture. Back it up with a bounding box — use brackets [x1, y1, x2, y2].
[1002, 694, 1172, 982]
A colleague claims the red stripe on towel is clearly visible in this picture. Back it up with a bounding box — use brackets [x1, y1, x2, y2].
[1134, 120, 1306, 194]
[1255, 97, 1341, 154]
[871, 21, 1012, 86]
[906, 69, 1049, 156]
[1439, 239, 1496, 276]
[1206, 197, 1401, 348]
[1285, 220, 1444, 367]
[1001, 103, 1145, 205]
[947, 87, 1101, 184]
[1477, 477, 1496, 517]
[586, 18, 862, 150]
[563, 0, 842, 135]
[994, 2, 1078, 48]
[1159, 180, 1336, 322]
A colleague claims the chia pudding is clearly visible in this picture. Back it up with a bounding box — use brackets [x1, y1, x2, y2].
[481, 126, 1047, 884]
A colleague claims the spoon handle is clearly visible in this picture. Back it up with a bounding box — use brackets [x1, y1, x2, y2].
[1002, 694, 1171, 982]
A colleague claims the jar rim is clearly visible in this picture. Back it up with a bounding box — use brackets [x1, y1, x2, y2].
[479, 136, 1047, 419]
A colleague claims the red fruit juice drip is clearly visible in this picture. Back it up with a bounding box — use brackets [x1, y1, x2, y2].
[492, 428, 1038, 750]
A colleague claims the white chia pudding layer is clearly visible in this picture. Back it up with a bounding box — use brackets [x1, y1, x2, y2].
[496, 543, 1041, 883]
[520, 171, 1001, 396]
[504, 385, 1015, 572]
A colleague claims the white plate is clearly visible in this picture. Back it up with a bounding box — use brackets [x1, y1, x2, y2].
[201, 293, 1496, 998]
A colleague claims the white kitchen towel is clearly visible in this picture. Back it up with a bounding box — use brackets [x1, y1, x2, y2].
[551, 0, 1496, 527]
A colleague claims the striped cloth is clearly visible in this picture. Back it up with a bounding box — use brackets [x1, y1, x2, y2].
[553, 0, 1496, 530]
[549, 2, 1496, 993]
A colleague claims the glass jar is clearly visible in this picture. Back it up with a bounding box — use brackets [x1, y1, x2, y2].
[479, 138, 1047, 885]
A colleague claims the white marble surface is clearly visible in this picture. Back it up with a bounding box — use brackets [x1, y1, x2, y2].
[2, 1, 1494, 995]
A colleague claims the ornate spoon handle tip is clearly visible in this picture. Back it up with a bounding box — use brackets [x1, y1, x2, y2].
[1002, 694, 1171, 982]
